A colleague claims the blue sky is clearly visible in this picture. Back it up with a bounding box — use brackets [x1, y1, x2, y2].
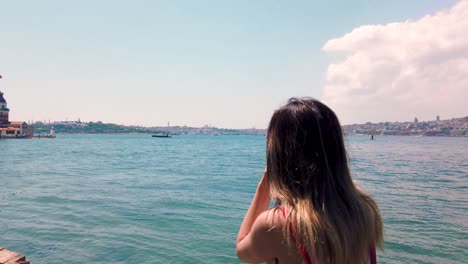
[0, 0, 460, 128]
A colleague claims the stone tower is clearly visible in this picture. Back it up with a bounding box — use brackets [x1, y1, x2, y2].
[0, 91, 10, 127]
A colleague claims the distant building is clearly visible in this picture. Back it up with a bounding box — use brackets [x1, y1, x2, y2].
[414, 117, 419, 123]
[436, 115, 440, 122]
[0, 91, 9, 126]
[0, 91, 34, 138]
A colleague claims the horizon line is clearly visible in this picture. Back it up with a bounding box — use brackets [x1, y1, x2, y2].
[25, 115, 467, 130]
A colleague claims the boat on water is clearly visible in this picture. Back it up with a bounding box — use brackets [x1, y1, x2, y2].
[33, 127, 56, 139]
[152, 133, 171, 138]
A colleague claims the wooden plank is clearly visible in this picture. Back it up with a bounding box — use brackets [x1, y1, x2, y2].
[4, 255, 26, 264]
[0, 249, 19, 263]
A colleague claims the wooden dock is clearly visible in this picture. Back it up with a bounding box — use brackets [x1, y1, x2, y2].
[0, 248, 29, 264]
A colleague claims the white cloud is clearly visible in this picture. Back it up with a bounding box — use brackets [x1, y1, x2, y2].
[322, 1, 468, 124]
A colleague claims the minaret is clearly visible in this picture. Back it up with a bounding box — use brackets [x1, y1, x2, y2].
[0, 91, 10, 127]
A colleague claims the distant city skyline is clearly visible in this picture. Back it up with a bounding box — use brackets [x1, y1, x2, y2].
[1, 0, 466, 129]
[19, 113, 468, 128]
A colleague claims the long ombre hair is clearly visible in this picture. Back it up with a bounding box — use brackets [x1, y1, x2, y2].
[267, 98, 383, 264]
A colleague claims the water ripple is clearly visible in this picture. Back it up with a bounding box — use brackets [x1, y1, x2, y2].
[0, 135, 466, 263]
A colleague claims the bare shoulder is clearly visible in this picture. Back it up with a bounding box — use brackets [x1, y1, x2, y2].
[255, 208, 305, 263]
[254, 207, 287, 232]
[236, 208, 289, 263]
[249, 207, 287, 246]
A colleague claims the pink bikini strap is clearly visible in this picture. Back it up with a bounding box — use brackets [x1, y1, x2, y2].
[370, 244, 377, 264]
[279, 207, 313, 264]
[279, 207, 377, 264]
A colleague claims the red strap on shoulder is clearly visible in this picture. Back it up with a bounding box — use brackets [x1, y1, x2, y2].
[280, 207, 375, 264]
[279, 207, 286, 218]
[370, 244, 377, 264]
[278, 207, 313, 264]
[297, 244, 313, 264]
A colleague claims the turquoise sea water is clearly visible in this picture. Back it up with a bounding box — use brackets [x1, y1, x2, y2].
[1, 135, 467, 264]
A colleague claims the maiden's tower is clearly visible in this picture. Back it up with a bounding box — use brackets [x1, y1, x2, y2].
[0, 90, 34, 138]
